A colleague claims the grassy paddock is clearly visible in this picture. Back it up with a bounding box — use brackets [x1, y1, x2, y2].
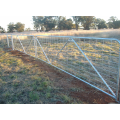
[0, 29, 120, 103]
[1, 29, 120, 39]
[0, 45, 81, 104]
[10, 35, 119, 94]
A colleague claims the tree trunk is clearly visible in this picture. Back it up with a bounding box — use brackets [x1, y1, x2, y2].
[76, 24, 78, 30]
[83, 24, 90, 30]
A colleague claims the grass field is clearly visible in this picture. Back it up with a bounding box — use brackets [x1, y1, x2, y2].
[1, 29, 120, 39]
[0, 29, 119, 104]
[0, 43, 79, 104]
[11, 35, 119, 95]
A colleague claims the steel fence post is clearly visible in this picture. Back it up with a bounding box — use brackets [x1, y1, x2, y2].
[116, 42, 120, 102]
[11, 35, 14, 50]
[34, 36, 37, 58]
[7, 35, 9, 47]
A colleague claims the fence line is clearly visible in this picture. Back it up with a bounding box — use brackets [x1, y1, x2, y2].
[2, 34, 120, 102]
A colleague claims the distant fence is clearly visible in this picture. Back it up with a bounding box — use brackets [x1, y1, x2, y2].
[2, 34, 120, 102]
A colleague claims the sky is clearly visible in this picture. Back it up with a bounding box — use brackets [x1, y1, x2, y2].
[1, 15, 120, 31]
[0, 16, 33, 31]
[0, 0, 120, 31]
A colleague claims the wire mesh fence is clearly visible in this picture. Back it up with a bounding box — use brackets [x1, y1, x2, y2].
[4, 35, 120, 102]
[0, 35, 7, 47]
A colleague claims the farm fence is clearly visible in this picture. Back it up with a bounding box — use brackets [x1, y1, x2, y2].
[2, 35, 120, 102]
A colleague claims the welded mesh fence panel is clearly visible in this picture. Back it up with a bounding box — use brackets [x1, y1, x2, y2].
[36, 36, 119, 96]
[13, 35, 35, 57]
[0, 35, 7, 47]
[10, 35, 120, 100]
[74, 38, 119, 94]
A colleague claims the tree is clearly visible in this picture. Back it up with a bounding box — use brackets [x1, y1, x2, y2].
[107, 22, 114, 28]
[107, 16, 120, 29]
[108, 16, 118, 22]
[0, 26, 6, 33]
[79, 16, 94, 30]
[58, 17, 73, 30]
[57, 16, 66, 30]
[43, 16, 56, 31]
[15, 22, 25, 32]
[32, 16, 56, 31]
[72, 16, 81, 30]
[72, 24, 76, 29]
[91, 17, 101, 29]
[97, 19, 107, 29]
[113, 20, 120, 29]
[66, 19, 73, 30]
[25, 28, 31, 31]
[7, 23, 15, 33]
[33, 16, 44, 31]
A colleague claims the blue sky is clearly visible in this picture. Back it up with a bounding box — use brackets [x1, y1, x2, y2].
[1, 16, 120, 31]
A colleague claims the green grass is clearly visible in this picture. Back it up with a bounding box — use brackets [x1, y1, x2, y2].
[12, 80, 20, 87]
[10, 74, 17, 79]
[29, 92, 39, 102]
[2, 91, 11, 99]
[46, 93, 51, 98]
[61, 94, 71, 103]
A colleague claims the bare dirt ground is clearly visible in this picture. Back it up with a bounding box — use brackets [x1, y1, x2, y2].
[6, 48, 117, 104]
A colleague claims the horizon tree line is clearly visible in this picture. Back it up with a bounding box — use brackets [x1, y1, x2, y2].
[0, 16, 120, 33]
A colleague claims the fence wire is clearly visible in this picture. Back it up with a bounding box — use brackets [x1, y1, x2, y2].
[6, 35, 120, 101]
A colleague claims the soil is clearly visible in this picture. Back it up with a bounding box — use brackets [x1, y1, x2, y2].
[4, 47, 117, 104]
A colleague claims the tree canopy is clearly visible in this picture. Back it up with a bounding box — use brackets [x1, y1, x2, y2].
[57, 16, 73, 30]
[107, 16, 120, 29]
[15, 22, 25, 32]
[97, 19, 107, 29]
[7, 23, 15, 33]
[32, 16, 120, 31]
[0, 26, 6, 33]
[5, 16, 120, 33]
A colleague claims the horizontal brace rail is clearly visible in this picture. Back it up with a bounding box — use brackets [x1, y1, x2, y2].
[36, 35, 120, 43]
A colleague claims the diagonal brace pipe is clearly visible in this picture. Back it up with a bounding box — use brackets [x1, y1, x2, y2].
[56, 39, 71, 57]
[35, 37, 50, 64]
[25, 37, 34, 51]
[52, 38, 71, 63]
[71, 38, 116, 96]
[17, 36, 26, 53]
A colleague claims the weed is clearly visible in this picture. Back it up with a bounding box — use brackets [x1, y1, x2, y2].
[16, 59, 24, 66]
[29, 92, 39, 102]
[36, 86, 43, 91]
[32, 84, 37, 90]
[3, 91, 10, 99]
[11, 95, 17, 103]
[61, 94, 71, 103]
[1, 76, 6, 81]
[31, 75, 42, 81]
[36, 100, 43, 104]
[0, 78, 3, 83]
[46, 93, 51, 98]
[10, 74, 17, 79]
[18, 67, 28, 74]
[12, 80, 20, 87]
[42, 81, 48, 87]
